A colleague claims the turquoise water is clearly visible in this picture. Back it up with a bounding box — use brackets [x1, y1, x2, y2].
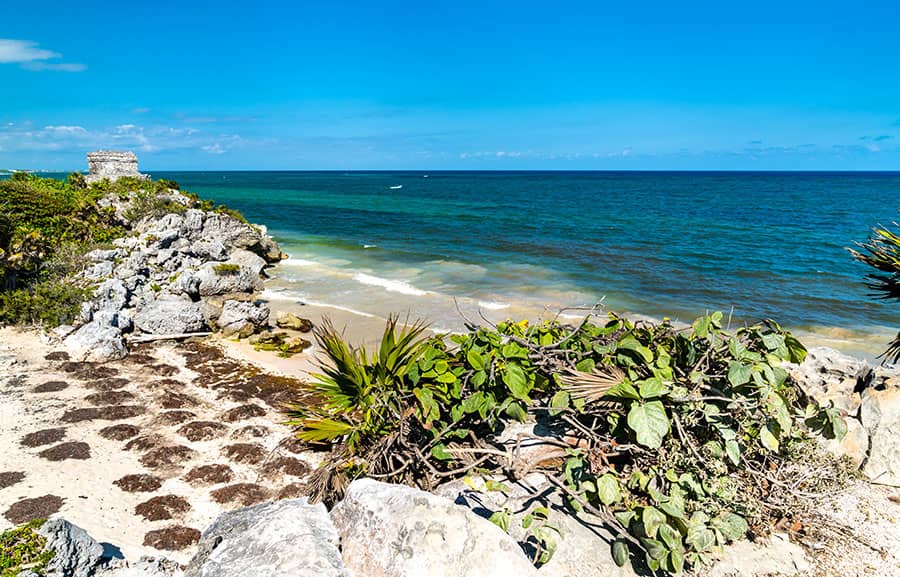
[145, 171, 898, 354]
[23, 170, 897, 353]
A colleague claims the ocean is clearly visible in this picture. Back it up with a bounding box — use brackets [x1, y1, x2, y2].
[27, 170, 900, 358]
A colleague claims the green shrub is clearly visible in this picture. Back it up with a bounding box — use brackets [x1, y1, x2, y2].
[0, 519, 54, 577]
[288, 312, 849, 574]
[0, 280, 91, 327]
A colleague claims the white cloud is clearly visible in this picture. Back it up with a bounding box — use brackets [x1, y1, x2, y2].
[0, 38, 85, 72]
[202, 143, 226, 154]
[0, 121, 247, 156]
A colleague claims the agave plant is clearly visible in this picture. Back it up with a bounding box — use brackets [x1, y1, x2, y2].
[850, 219, 900, 363]
[285, 315, 430, 452]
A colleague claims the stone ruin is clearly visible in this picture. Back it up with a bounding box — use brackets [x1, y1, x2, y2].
[85, 150, 149, 184]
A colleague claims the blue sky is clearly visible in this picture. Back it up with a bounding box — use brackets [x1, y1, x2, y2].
[2, 0, 900, 170]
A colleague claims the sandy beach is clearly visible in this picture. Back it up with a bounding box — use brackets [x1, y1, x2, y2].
[0, 320, 329, 563]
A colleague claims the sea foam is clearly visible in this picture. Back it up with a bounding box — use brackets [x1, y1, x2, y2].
[353, 273, 429, 296]
[478, 301, 510, 310]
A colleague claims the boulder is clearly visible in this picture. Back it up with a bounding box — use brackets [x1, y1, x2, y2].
[64, 321, 127, 362]
[707, 533, 811, 577]
[860, 386, 900, 486]
[134, 297, 207, 335]
[37, 518, 105, 577]
[331, 478, 537, 577]
[275, 312, 313, 332]
[191, 240, 229, 261]
[217, 301, 270, 338]
[196, 262, 263, 297]
[184, 498, 349, 577]
[199, 214, 262, 252]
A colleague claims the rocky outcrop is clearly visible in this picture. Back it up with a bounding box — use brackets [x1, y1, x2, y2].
[85, 151, 148, 184]
[184, 499, 348, 577]
[789, 346, 900, 485]
[62, 178, 285, 361]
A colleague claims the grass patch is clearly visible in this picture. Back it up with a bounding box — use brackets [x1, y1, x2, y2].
[213, 263, 240, 275]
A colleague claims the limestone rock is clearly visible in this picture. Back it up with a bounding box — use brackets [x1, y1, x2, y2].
[275, 312, 313, 332]
[707, 533, 811, 577]
[819, 416, 869, 469]
[37, 518, 105, 577]
[196, 262, 263, 297]
[789, 347, 867, 415]
[331, 478, 537, 577]
[64, 321, 127, 362]
[217, 301, 270, 338]
[860, 386, 900, 486]
[183, 498, 349, 577]
[134, 297, 207, 335]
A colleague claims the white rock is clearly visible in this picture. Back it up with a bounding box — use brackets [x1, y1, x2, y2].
[707, 533, 811, 577]
[861, 386, 900, 486]
[64, 321, 127, 362]
[184, 498, 349, 577]
[134, 297, 207, 335]
[331, 478, 537, 577]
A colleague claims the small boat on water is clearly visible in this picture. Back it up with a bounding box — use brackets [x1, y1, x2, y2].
[390, 185, 403, 189]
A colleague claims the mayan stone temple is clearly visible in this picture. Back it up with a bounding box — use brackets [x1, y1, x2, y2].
[84, 150, 149, 183]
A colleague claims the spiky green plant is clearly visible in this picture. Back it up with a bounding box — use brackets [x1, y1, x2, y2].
[285, 315, 429, 451]
[850, 219, 900, 363]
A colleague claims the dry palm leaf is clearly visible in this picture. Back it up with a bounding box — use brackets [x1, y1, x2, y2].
[558, 365, 626, 404]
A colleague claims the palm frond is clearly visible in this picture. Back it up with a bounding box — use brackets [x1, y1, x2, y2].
[558, 365, 626, 404]
[849, 222, 900, 301]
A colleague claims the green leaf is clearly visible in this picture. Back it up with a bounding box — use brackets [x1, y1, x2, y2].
[627, 400, 670, 449]
[471, 370, 487, 387]
[575, 357, 596, 372]
[431, 443, 454, 461]
[725, 439, 741, 466]
[466, 349, 485, 370]
[784, 333, 808, 364]
[504, 400, 528, 422]
[549, 390, 569, 417]
[658, 486, 686, 519]
[597, 473, 622, 506]
[489, 509, 511, 532]
[614, 510, 636, 527]
[605, 379, 641, 400]
[760, 421, 780, 452]
[618, 334, 654, 363]
[612, 540, 630, 567]
[727, 361, 752, 387]
[659, 523, 683, 550]
[638, 376, 667, 399]
[641, 537, 667, 560]
[686, 525, 716, 552]
[713, 512, 748, 542]
[504, 362, 531, 400]
[642, 506, 667, 539]
[670, 547, 685, 574]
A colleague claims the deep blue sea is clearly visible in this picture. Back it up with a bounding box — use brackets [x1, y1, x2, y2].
[28, 170, 900, 356]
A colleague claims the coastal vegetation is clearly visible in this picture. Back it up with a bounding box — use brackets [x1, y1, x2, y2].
[287, 312, 850, 574]
[850, 216, 900, 363]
